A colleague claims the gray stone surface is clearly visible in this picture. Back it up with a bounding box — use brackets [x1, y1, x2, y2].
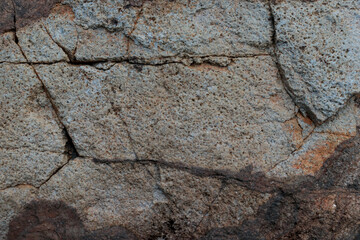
[272, 0, 360, 123]
[0, 63, 67, 189]
[268, 98, 358, 178]
[35, 63, 136, 160]
[35, 57, 301, 173]
[38, 158, 169, 239]
[18, 21, 69, 63]
[63, 0, 272, 61]
[0, 32, 26, 63]
[0, 0, 360, 239]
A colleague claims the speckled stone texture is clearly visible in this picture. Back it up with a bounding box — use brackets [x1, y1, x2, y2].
[0, 0, 359, 239]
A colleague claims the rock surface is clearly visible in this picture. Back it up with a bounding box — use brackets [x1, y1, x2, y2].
[272, 0, 360, 123]
[0, 0, 359, 239]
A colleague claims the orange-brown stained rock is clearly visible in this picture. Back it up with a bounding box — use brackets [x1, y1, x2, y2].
[49, 3, 75, 21]
[293, 134, 351, 175]
[314, 193, 337, 213]
[0, 0, 62, 35]
[187, 63, 230, 72]
[7, 200, 85, 240]
[282, 118, 304, 149]
[296, 112, 314, 127]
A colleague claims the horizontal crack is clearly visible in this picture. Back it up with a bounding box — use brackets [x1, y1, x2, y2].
[92, 157, 282, 193]
[0, 184, 38, 192]
[0, 53, 271, 67]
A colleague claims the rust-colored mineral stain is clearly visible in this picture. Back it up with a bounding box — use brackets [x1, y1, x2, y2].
[188, 63, 230, 72]
[282, 118, 304, 149]
[314, 194, 336, 212]
[269, 94, 282, 104]
[7, 200, 84, 240]
[296, 112, 314, 127]
[293, 135, 351, 175]
[49, 4, 75, 21]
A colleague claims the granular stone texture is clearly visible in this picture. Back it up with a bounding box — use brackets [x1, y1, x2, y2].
[0, 0, 359, 239]
[272, 0, 360, 123]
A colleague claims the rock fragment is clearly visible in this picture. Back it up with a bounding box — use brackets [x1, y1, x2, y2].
[272, 0, 360, 123]
[35, 57, 300, 174]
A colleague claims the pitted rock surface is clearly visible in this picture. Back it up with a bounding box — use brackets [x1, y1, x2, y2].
[272, 0, 360, 123]
[0, 0, 359, 239]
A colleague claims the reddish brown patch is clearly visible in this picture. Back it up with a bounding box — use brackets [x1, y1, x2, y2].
[49, 3, 75, 21]
[293, 135, 351, 175]
[7, 200, 139, 240]
[282, 118, 304, 149]
[14, 0, 63, 28]
[7, 200, 84, 240]
[269, 94, 283, 104]
[314, 194, 336, 212]
[188, 63, 229, 72]
[296, 112, 314, 126]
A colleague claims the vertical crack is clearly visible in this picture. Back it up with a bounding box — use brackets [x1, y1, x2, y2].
[268, 1, 294, 101]
[73, 25, 79, 59]
[31, 65, 80, 159]
[153, 164, 177, 206]
[268, 1, 320, 125]
[126, 5, 144, 55]
[10, 0, 79, 159]
[118, 115, 139, 160]
[10, 0, 17, 41]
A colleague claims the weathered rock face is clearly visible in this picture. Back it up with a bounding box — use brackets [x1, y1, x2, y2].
[272, 0, 360, 123]
[0, 0, 359, 239]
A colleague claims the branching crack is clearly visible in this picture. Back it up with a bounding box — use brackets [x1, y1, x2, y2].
[42, 23, 74, 61]
[9, 7, 80, 160]
[38, 157, 71, 188]
[267, 124, 316, 173]
[1, 53, 271, 69]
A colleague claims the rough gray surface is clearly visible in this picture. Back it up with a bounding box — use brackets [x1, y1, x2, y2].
[0, 63, 67, 189]
[34, 57, 301, 173]
[1, 0, 360, 239]
[272, 0, 360, 123]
